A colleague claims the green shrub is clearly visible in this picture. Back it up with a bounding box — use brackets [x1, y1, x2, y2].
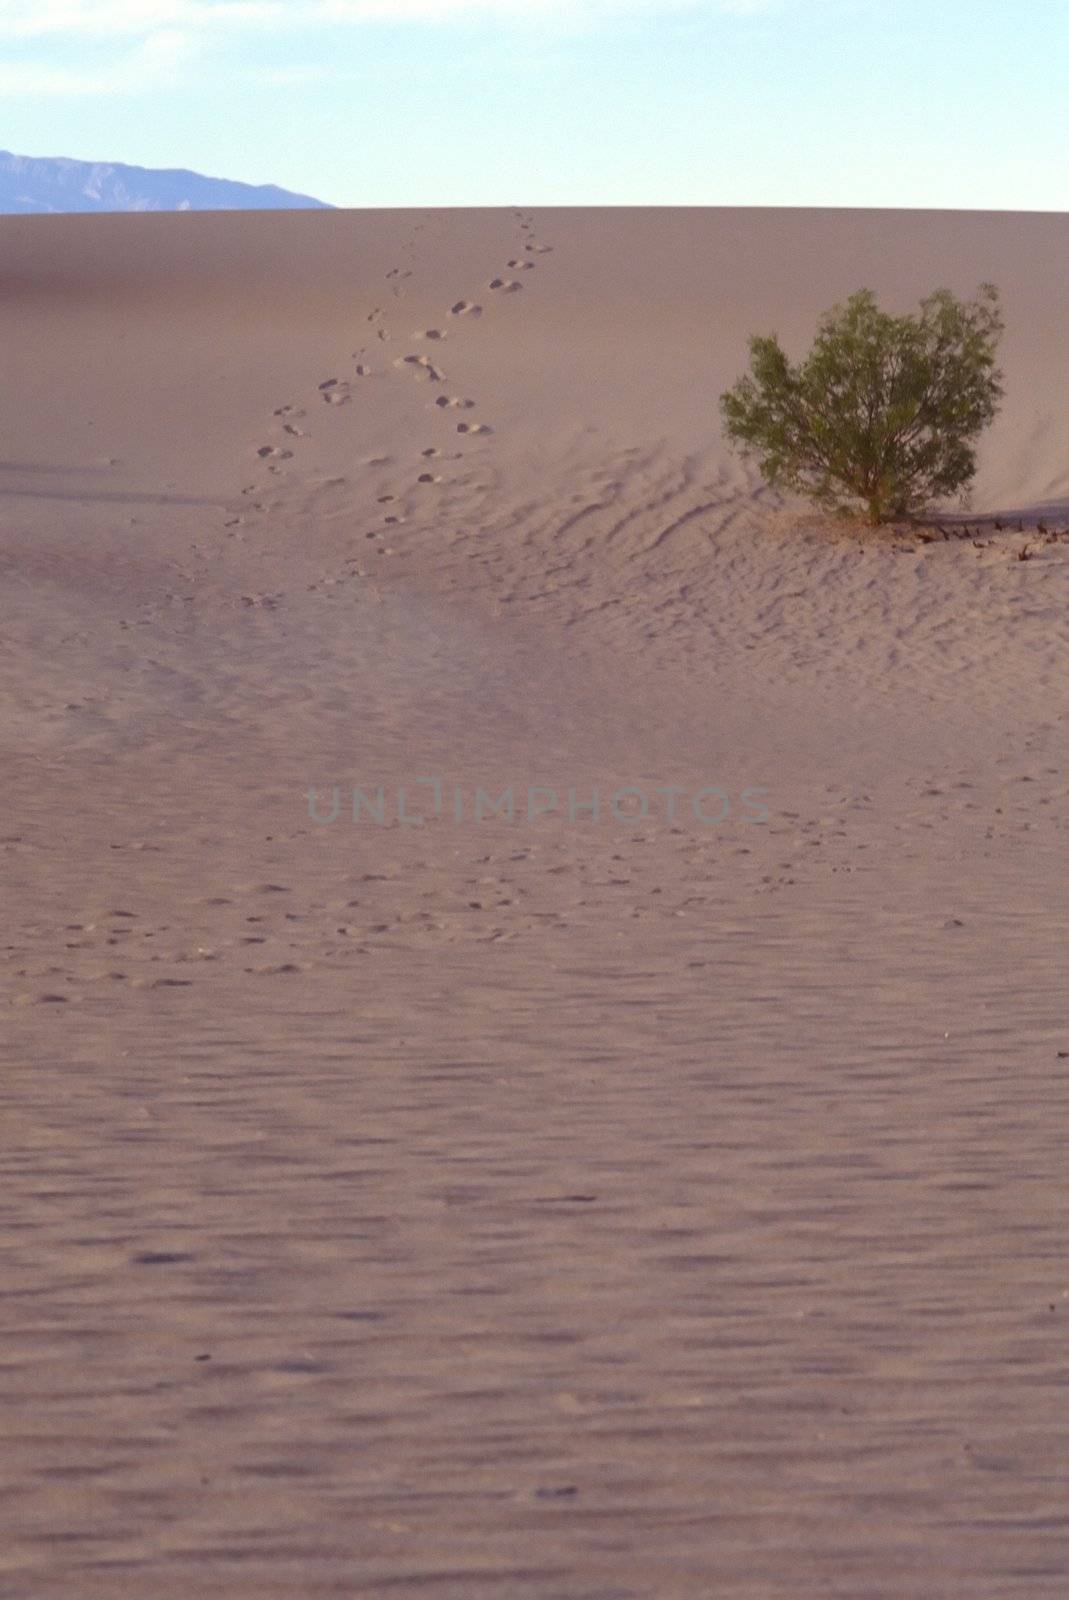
[720, 284, 1005, 526]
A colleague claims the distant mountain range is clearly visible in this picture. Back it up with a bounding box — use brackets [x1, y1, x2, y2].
[0, 151, 332, 214]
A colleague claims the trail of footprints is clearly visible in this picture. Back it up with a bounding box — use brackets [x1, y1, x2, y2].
[247, 211, 552, 559]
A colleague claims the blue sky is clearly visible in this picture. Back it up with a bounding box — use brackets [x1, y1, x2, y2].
[1, 1, 1067, 209]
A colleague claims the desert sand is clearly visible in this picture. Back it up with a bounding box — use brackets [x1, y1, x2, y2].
[2, 206, 1068, 1597]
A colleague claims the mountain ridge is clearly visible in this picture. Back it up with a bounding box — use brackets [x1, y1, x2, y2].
[0, 150, 332, 214]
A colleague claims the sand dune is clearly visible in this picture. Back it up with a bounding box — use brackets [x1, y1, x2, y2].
[2, 207, 1068, 1597]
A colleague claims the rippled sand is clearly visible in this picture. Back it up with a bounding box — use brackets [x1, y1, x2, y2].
[3, 207, 1068, 1597]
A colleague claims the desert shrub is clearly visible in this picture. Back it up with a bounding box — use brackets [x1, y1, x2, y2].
[719, 283, 1005, 526]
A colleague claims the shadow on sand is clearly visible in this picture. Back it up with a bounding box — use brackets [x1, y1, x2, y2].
[0, 461, 223, 508]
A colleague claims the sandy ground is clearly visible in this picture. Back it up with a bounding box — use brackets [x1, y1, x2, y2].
[2, 207, 1068, 1598]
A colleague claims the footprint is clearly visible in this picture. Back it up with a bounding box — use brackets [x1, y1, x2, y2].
[434, 395, 476, 410]
[398, 354, 444, 383]
[421, 447, 440, 458]
[507, 259, 536, 271]
[319, 379, 353, 405]
[489, 279, 523, 293]
[256, 445, 292, 460]
[414, 328, 446, 341]
[353, 364, 372, 377]
[450, 301, 482, 318]
[457, 422, 493, 436]
[272, 404, 303, 417]
[282, 424, 308, 438]
[417, 473, 442, 485]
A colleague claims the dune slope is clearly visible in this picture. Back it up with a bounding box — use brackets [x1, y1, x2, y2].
[2, 208, 1068, 1598]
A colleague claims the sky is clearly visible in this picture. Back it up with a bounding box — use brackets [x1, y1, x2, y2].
[1, 1, 1067, 209]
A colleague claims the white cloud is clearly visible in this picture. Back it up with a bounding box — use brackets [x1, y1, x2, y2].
[0, 4, 280, 38]
[0, 26, 194, 92]
[0, 0, 782, 96]
[0, 0, 772, 39]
